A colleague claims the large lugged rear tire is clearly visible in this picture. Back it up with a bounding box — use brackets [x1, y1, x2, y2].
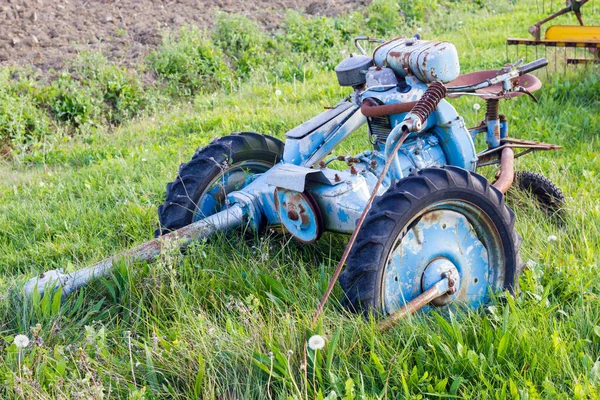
[339, 166, 523, 317]
[156, 132, 284, 236]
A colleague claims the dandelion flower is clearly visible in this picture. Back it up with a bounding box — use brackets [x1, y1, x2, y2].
[275, 89, 282, 97]
[548, 235, 558, 242]
[308, 335, 325, 351]
[473, 103, 481, 111]
[287, 349, 293, 356]
[14, 334, 30, 348]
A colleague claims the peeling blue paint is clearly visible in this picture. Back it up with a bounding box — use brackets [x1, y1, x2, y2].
[337, 208, 350, 223]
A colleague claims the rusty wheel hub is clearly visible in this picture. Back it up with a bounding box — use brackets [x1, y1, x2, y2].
[274, 188, 323, 244]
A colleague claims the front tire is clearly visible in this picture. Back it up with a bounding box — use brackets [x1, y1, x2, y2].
[156, 132, 284, 236]
[339, 166, 523, 317]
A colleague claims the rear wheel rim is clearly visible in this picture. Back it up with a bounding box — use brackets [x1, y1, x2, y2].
[381, 200, 505, 315]
[192, 160, 272, 221]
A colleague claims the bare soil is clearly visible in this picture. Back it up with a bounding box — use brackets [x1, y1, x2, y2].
[0, 0, 369, 72]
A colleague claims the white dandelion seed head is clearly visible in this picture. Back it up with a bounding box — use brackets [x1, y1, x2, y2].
[417, 27, 422, 32]
[275, 89, 282, 97]
[473, 103, 481, 111]
[14, 334, 30, 349]
[268, 351, 274, 358]
[308, 335, 325, 351]
[547, 235, 558, 242]
[287, 349, 293, 356]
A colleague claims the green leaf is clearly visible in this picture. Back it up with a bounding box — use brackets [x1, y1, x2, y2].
[260, 272, 294, 303]
[252, 353, 284, 380]
[497, 331, 510, 359]
[450, 377, 463, 395]
[509, 379, 519, 398]
[51, 286, 62, 315]
[193, 354, 205, 397]
[343, 377, 355, 400]
[434, 377, 448, 392]
[56, 359, 67, 377]
[326, 326, 342, 374]
[145, 344, 160, 392]
[370, 351, 386, 380]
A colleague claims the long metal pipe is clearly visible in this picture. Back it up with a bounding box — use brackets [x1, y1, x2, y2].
[23, 204, 246, 298]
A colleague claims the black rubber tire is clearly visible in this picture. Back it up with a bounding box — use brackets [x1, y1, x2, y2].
[155, 132, 284, 236]
[339, 166, 523, 317]
[514, 170, 565, 217]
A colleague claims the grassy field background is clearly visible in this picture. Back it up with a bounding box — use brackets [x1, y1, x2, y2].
[1, 0, 600, 398]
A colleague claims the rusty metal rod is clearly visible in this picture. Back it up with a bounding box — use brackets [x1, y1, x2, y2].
[311, 128, 410, 324]
[379, 277, 450, 331]
[492, 147, 515, 194]
[23, 204, 246, 298]
[360, 98, 418, 118]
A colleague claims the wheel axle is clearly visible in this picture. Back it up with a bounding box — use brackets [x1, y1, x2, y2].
[379, 275, 453, 331]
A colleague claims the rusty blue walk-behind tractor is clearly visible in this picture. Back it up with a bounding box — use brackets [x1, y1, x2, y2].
[25, 36, 565, 320]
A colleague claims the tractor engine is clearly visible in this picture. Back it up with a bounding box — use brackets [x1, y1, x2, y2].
[335, 37, 476, 178]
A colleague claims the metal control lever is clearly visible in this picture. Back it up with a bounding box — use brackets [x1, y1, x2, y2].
[353, 36, 385, 55]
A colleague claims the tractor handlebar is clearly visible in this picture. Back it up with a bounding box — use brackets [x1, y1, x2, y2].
[518, 58, 548, 75]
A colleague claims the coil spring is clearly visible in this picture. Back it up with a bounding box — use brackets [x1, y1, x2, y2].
[485, 99, 500, 121]
[411, 81, 447, 124]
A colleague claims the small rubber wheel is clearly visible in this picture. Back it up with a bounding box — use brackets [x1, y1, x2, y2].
[514, 170, 565, 217]
[156, 132, 283, 236]
[339, 166, 523, 318]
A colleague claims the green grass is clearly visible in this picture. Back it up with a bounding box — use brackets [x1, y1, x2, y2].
[1, 1, 600, 398]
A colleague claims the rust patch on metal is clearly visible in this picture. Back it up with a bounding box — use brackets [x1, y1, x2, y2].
[492, 147, 515, 194]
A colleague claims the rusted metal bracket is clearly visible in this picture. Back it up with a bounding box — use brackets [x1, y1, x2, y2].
[379, 275, 456, 331]
[477, 137, 562, 167]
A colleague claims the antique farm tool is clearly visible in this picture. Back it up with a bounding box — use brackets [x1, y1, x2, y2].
[507, 0, 599, 67]
[24, 35, 564, 324]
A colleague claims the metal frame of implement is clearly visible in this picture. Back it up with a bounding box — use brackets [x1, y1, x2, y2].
[507, 0, 600, 67]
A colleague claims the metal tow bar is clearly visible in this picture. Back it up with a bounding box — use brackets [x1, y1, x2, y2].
[22, 204, 246, 298]
[379, 273, 457, 331]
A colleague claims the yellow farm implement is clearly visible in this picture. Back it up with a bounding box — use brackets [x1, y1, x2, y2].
[507, 0, 599, 68]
